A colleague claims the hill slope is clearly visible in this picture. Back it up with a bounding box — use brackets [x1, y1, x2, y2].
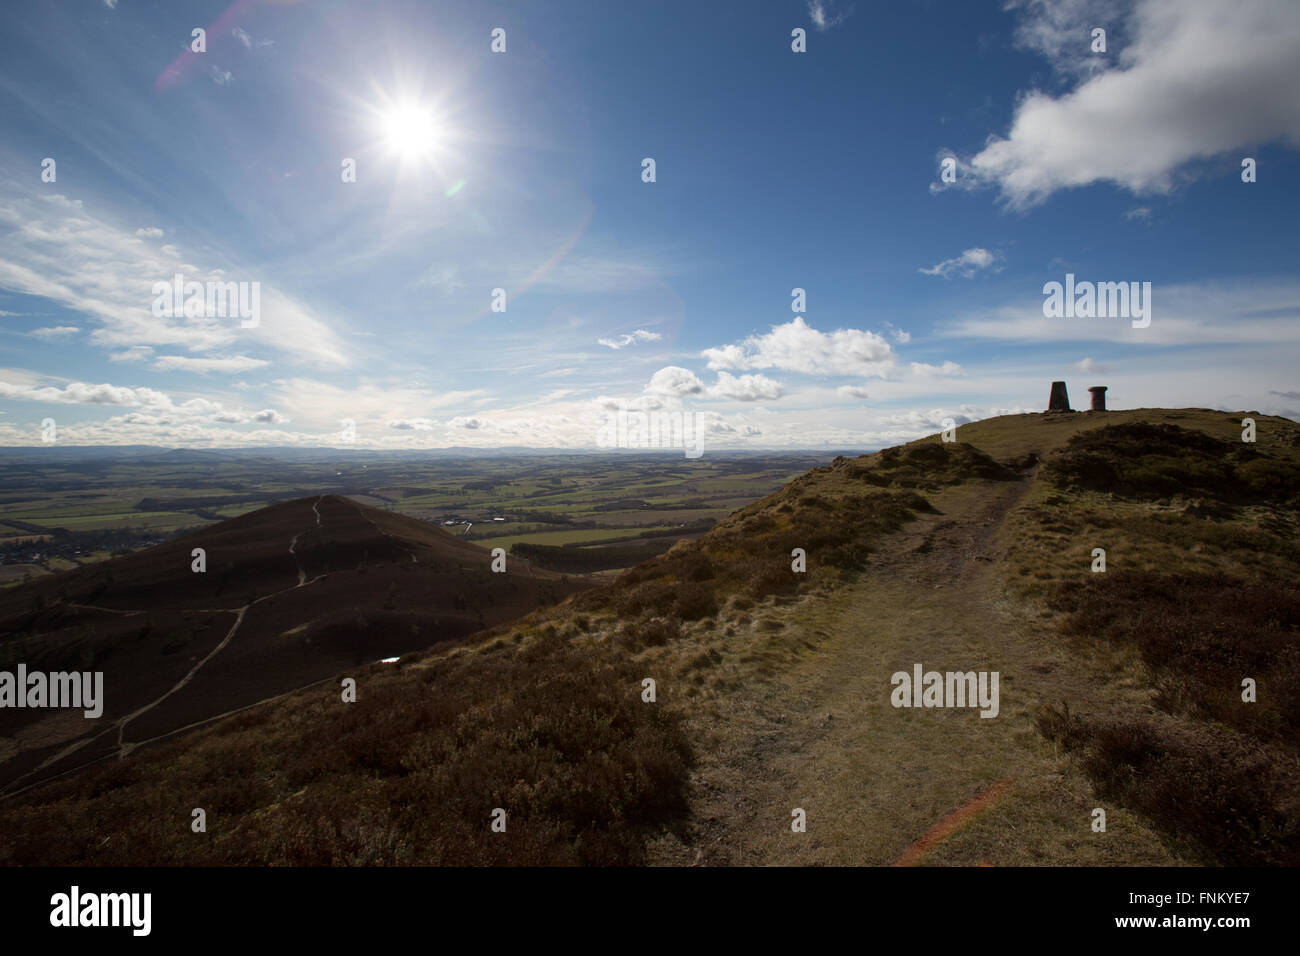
[1, 409, 1296, 866]
[0, 494, 589, 794]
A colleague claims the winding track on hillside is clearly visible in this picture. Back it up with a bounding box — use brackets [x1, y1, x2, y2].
[287, 495, 323, 586]
[0, 498, 336, 798]
[658, 470, 1183, 866]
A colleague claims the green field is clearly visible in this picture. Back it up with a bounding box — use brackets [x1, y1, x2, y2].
[0, 449, 848, 576]
[473, 527, 643, 551]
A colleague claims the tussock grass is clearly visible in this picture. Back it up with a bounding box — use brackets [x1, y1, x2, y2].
[1011, 413, 1300, 866]
[1049, 572, 1300, 742]
[1037, 706, 1300, 866]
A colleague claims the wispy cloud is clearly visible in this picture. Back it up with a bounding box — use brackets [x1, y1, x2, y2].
[597, 329, 661, 350]
[808, 0, 851, 32]
[231, 27, 274, 51]
[1075, 357, 1110, 373]
[151, 355, 270, 374]
[919, 248, 1002, 279]
[30, 326, 79, 339]
[910, 361, 962, 378]
[0, 188, 351, 368]
[945, 278, 1300, 345]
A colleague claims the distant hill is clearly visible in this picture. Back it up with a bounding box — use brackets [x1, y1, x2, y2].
[1, 409, 1296, 867]
[0, 494, 590, 793]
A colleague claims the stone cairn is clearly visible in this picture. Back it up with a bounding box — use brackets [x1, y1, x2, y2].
[1047, 381, 1073, 412]
[1088, 386, 1108, 411]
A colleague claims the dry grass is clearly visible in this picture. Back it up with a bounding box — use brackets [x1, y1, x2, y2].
[1007, 413, 1300, 866]
[4, 410, 1296, 867]
[0, 630, 692, 865]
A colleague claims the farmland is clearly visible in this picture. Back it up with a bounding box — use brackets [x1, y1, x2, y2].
[0, 448, 846, 581]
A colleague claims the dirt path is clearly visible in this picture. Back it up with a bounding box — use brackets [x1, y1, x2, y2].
[1, 499, 335, 797]
[288, 495, 324, 586]
[654, 475, 1184, 866]
[352, 500, 418, 563]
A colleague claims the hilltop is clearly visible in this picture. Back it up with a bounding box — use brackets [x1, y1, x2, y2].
[0, 494, 588, 794]
[1, 409, 1297, 866]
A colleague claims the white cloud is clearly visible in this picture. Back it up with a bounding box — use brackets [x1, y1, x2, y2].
[838, 384, 871, 399]
[910, 361, 963, 378]
[970, 0, 1300, 208]
[110, 346, 154, 362]
[702, 316, 895, 377]
[918, 248, 1002, 279]
[1075, 357, 1110, 373]
[30, 326, 79, 339]
[1125, 207, 1152, 222]
[0, 378, 290, 428]
[209, 67, 234, 86]
[597, 329, 662, 350]
[640, 367, 784, 403]
[646, 366, 703, 397]
[104, 0, 117, 8]
[388, 418, 437, 431]
[151, 355, 269, 374]
[0, 380, 170, 407]
[135, 226, 164, 238]
[808, 0, 850, 31]
[706, 371, 784, 402]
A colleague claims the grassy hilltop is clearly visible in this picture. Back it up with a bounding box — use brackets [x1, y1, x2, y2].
[1, 407, 1297, 866]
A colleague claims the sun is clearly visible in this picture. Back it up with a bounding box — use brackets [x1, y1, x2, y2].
[381, 103, 440, 159]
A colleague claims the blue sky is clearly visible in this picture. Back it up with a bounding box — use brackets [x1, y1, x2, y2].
[1, 0, 1298, 449]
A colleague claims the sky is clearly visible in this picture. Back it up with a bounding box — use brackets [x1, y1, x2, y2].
[0, 0, 1298, 451]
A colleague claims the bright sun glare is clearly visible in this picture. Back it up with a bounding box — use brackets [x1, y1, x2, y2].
[382, 104, 439, 158]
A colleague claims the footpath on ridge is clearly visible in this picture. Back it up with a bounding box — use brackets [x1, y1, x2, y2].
[651, 471, 1184, 866]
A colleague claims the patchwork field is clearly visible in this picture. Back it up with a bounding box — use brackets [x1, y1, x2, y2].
[0, 449, 845, 580]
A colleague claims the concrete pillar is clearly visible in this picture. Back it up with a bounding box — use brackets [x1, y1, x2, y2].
[1048, 381, 1073, 412]
[1088, 386, 1108, 411]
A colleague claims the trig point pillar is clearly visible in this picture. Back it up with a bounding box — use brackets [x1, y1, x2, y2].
[1088, 386, 1108, 412]
[1047, 381, 1073, 412]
